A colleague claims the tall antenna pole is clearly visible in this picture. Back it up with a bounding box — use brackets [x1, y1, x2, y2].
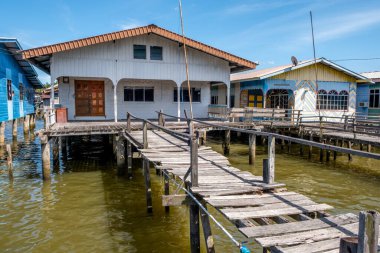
[310, 11, 320, 115]
[179, 0, 194, 120]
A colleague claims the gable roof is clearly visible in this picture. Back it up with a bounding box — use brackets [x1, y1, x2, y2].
[0, 38, 42, 87]
[231, 58, 371, 83]
[21, 24, 257, 74]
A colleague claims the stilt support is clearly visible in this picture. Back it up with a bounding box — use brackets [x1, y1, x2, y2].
[190, 201, 200, 253]
[0, 121, 5, 145]
[348, 141, 353, 161]
[126, 140, 133, 178]
[23, 115, 30, 134]
[6, 144, 13, 180]
[249, 134, 256, 165]
[143, 158, 152, 212]
[41, 135, 51, 180]
[12, 119, 17, 139]
[200, 202, 215, 253]
[223, 130, 230, 155]
[164, 169, 170, 212]
[116, 134, 126, 176]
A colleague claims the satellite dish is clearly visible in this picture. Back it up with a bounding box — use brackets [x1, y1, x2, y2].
[291, 56, 298, 66]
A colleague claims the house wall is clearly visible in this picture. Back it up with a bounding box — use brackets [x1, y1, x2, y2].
[59, 77, 114, 121]
[234, 64, 357, 118]
[52, 34, 230, 120]
[0, 44, 35, 122]
[368, 82, 380, 116]
[116, 79, 209, 119]
[356, 84, 369, 116]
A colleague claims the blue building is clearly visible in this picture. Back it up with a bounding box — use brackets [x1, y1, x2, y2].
[357, 71, 380, 117]
[0, 38, 41, 123]
[229, 58, 370, 118]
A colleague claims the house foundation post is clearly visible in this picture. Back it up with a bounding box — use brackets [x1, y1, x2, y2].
[41, 135, 51, 180]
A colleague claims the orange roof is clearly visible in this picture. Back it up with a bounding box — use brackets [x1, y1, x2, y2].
[21, 24, 256, 73]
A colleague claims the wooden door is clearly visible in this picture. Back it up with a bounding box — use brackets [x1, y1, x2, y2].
[75, 80, 105, 116]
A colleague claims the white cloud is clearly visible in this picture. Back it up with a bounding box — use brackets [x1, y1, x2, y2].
[314, 9, 380, 42]
[118, 18, 145, 30]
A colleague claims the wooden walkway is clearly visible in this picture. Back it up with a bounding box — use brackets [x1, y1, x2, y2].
[124, 129, 379, 253]
[43, 120, 258, 137]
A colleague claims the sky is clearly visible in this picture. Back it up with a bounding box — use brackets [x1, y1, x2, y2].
[1, 0, 380, 84]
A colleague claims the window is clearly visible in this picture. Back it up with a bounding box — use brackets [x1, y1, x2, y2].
[174, 88, 201, 102]
[7, 79, 12, 100]
[370, 89, 380, 108]
[133, 45, 146, 59]
[19, 83, 24, 100]
[211, 96, 218, 104]
[230, 95, 235, 108]
[124, 87, 154, 102]
[266, 89, 289, 109]
[317, 89, 349, 110]
[150, 46, 163, 60]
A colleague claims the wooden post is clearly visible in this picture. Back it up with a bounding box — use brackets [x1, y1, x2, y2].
[367, 144, 372, 153]
[344, 115, 349, 131]
[320, 139, 324, 162]
[44, 112, 49, 129]
[223, 130, 230, 155]
[270, 108, 275, 128]
[143, 121, 148, 149]
[299, 130, 304, 156]
[249, 134, 256, 165]
[126, 140, 133, 178]
[190, 201, 200, 253]
[60, 136, 67, 161]
[287, 140, 291, 154]
[309, 132, 313, 159]
[262, 158, 272, 184]
[126, 113, 131, 132]
[143, 158, 152, 212]
[358, 210, 379, 253]
[348, 141, 353, 161]
[40, 135, 51, 180]
[0, 121, 5, 145]
[334, 139, 338, 160]
[340, 237, 358, 253]
[29, 114, 34, 129]
[319, 116, 324, 139]
[6, 144, 13, 180]
[164, 169, 170, 212]
[265, 135, 275, 184]
[23, 115, 30, 134]
[52, 137, 59, 169]
[326, 145, 330, 162]
[12, 119, 17, 139]
[200, 202, 215, 253]
[191, 130, 199, 187]
[116, 134, 126, 176]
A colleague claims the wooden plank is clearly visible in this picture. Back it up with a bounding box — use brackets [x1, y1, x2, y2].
[257, 222, 359, 247]
[223, 204, 333, 220]
[208, 193, 311, 207]
[239, 213, 358, 238]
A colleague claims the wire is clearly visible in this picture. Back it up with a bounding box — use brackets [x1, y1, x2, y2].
[329, 58, 380, 62]
[161, 169, 245, 250]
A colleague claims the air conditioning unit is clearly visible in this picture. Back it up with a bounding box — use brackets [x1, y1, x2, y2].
[359, 102, 369, 107]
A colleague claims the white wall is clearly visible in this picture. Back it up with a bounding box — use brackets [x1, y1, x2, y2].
[59, 77, 114, 121]
[51, 34, 230, 85]
[116, 80, 210, 119]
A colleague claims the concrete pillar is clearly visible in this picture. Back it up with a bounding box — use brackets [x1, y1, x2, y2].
[12, 119, 17, 138]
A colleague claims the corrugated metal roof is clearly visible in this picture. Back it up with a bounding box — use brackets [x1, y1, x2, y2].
[21, 24, 257, 73]
[231, 58, 371, 83]
[0, 38, 42, 87]
[361, 71, 380, 82]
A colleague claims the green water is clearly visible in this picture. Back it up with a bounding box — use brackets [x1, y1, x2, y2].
[0, 123, 379, 252]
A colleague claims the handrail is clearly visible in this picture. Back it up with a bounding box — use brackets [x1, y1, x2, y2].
[126, 112, 191, 140]
[155, 111, 380, 159]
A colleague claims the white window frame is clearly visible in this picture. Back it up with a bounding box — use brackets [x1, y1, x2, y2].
[369, 89, 380, 108]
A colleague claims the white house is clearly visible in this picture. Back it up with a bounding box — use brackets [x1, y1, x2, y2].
[22, 24, 256, 121]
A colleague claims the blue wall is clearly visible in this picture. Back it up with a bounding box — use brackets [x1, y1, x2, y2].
[356, 84, 369, 115]
[0, 44, 35, 122]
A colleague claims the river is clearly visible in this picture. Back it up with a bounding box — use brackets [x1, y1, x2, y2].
[0, 121, 379, 252]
